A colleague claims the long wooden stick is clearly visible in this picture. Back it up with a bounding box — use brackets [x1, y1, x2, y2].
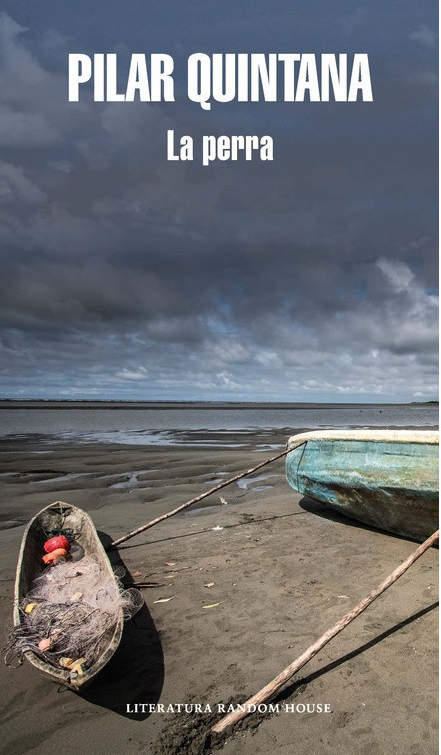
[211, 529, 439, 734]
[108, 448, 289, 549]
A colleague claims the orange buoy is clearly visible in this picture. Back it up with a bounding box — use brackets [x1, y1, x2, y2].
[42, 548, 68, 565]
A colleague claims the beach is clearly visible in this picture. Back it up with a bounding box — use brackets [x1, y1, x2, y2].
[0, 431, 438, 755]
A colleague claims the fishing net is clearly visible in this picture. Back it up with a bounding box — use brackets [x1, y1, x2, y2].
[3, 557, 143, 675]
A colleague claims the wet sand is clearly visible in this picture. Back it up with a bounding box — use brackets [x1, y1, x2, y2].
[0, 435, 438, 755]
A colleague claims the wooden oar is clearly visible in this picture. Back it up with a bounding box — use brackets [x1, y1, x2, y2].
[108, 447, 290, 549]
[211, 529, 439, 734]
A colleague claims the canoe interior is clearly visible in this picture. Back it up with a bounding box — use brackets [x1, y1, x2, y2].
[14, 501, 124, 691]
[286, 437, 439, 541]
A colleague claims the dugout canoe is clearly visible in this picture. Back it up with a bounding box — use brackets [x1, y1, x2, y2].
[13, 501, 124, 691]
[286, 430, 439, 541]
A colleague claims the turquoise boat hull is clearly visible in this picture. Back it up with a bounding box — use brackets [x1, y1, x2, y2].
[286, 430, 439, 541]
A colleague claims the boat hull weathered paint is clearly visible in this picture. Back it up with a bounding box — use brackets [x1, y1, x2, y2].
[14, 501, 124, 691]
[286, 430, 439, 541]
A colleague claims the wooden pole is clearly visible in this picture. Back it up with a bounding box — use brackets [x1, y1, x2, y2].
[108, 448, 290, 549]
[211, 529, 439, 734]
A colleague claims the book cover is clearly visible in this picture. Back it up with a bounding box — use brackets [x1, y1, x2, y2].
[0, 2, 438, 754]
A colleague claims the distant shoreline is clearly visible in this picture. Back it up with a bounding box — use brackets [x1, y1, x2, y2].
[0, 399, 438, 410]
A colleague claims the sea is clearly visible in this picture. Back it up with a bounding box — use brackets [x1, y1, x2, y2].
[0, 401, 438, 450]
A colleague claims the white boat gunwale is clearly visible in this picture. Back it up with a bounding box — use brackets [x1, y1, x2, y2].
[287, 429, 439, 450]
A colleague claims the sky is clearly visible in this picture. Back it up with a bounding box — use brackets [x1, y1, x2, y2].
[0, 0, 438, 402]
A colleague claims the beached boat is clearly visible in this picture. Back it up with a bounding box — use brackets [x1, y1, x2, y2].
[13, 501, 125, 691]
[286, 430, 439, 541]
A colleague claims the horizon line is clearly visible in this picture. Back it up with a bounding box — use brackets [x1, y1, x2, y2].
[0, 398, 438, 405]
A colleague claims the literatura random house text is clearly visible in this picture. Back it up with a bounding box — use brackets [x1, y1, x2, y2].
[126, 702, 333, 714]
[68, 52, 373, 164]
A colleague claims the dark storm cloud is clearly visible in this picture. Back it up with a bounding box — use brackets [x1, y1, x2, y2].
[0, 1, 438, 400]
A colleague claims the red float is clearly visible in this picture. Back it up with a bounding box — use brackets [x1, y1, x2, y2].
[43, 536, 71, 553]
